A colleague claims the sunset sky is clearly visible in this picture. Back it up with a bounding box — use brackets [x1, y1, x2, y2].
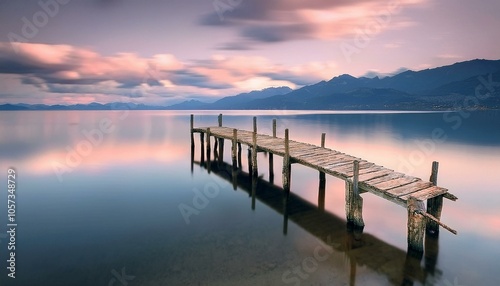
[1, 0, 499, 105]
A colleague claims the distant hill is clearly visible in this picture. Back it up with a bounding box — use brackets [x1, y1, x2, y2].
[2, 59, 499, 111]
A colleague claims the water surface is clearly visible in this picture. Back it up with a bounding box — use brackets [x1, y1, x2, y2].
[0, 110, 499, 285]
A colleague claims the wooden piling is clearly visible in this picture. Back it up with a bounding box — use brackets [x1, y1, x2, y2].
[283, 129, 291, 193]
[237, 142, 242, 169]
[426, 161, 443, 235]
[232, 129, 237, 161]
[218, 113, 222, 127]
[206, 128, 211, 172]
[269, 153, 274, 184]
[407, 197, 426, 253]
[319, 132, 326, 209]
[272, 119, 277, 138]
[252, 125, 258, 176]
[200, 133, 205, 165]
[346, 160, 364, 228]
[218, 137, 224, 164]
[190, 114, 194, 132]
[318, 172, 325, 211]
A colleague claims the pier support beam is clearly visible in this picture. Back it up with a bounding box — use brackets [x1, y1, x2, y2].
[407, 197, 426, 253]
[232, 129, 237, 164]
[426, 161, 443, 236]
[200, 133, 205, 165]
[218, 113, 222, 127]
[252, 117, 258, 176]
[345, 161, 364, 228]
[237, 142, 242, 169]
[318, 133, 326, 210]
[282, 129, 291, 194]
[269, 119, 276, 183]
[190, 114, 194, 173]
[206, 128, 211, 172]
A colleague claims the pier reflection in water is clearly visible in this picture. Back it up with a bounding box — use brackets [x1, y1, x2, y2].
[191, 141, 443, 286]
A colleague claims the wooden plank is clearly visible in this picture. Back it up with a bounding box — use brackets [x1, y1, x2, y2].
[385, 181, 433, 198]
[364, 172, 404, 185]
[401, 186, 449, 201]
[371, 176, 419, 191]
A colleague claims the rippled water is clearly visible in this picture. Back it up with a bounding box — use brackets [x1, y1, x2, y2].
[0, 110, 499, 285]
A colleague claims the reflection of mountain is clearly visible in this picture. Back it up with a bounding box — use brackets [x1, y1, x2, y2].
[192, 157, 443, 286]
[2, 59, 500, 111]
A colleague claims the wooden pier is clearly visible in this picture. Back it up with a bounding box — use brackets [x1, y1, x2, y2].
[190, 114, 458, 252]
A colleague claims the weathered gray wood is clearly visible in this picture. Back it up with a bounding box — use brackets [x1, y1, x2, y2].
[273, 119, 277, 138]
[252, 127, 257, 176]
[218, 114, 222, 127]
[371, 176, 419, 191]
[190, 114, 194, 132]
[358, 169, 394, 182]
[346, 161, 364, 228]
[401, 186, 448, 201]
[253, 116, 257, 134]
[426, 161, 443, 235]
[385, 181, 433, 198]
[232, 129, 237, 160]
[407, 197, 426, 253]
[321, 133, 326, 148]
[283, 129, 291, 193]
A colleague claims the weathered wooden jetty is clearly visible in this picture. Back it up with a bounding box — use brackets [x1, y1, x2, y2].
[190, 114, 458, 252]
[194, 159, 443, 285]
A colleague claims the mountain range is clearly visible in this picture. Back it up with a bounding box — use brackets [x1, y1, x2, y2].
[2, 59, 500, 111]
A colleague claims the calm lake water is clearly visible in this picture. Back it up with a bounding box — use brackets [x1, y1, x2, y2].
[0, 110, 499, 286]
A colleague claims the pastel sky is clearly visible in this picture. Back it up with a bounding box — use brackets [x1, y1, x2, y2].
[0, 0, 499, 105]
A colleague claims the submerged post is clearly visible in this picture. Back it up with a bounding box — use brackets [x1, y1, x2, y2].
[283, 129, 291, 193]
[408, 197, 426, 253]
[426, 161, 443, 235]
[346, 160, 364, 228]
[321, 133, 326, 148]
[218, 113, 222, 127]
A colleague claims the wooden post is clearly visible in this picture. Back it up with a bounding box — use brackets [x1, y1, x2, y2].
[218, 137, 224, 164]
[252, 126, 258, 176]
[345, 160, 364, 228]
[426, 161, 443, 235]
[253, 116, 257, 134]
[407, 197, 426, 253]
[190, 114, 194, 173]
[282, 129, 291, 193]
[200, 133, 205, 165]
[319, 132, 326, 209]
[318, 172, 325, 211]
[218, 113, 222, 127]
[190, 114, 194, 132]
[272, 119, 277, 138]
[237, 142, 242, 169]
[206, 128, 211, 172]
[232, 129, 237, 161]
[269, 153, 274, 184]
[247, 148, 252, 175]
